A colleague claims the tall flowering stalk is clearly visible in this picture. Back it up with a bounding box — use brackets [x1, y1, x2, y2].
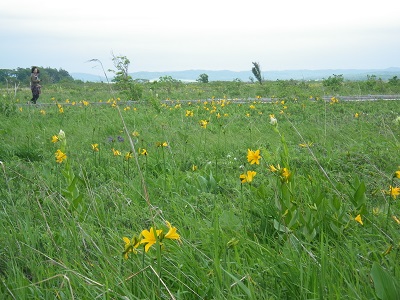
[52, 130, 84, 212]
[199, 119, 209, 154]
[267, 115, 297, 235]
[385, 169, 400, 229]
[91, 143, 100, 166]
[239, 148, 261, 232]
[124, 151, 133, 178]
[139, 148, 148, 173]
[156, 142, 168, 190]
[122, 221, 181, 292]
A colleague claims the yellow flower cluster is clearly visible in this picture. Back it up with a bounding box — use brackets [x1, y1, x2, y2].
[199, 119, 209, 129]
[240, 170, 256, 183]
[240, 149, 261, 184]
[55, 149, 67, 163]
[122, 221, 181, 259]
[156, 141, 168, 147]
[269, 164, 291, 183]
[51, 130, 67, 163]
[330, 97, 339, 104]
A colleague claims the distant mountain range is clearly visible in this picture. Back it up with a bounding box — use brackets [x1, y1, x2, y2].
[71, 67, 400, 82]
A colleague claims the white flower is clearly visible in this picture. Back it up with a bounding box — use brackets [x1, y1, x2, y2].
[269, 115, 277, 125]
[58, 129, 66, 140]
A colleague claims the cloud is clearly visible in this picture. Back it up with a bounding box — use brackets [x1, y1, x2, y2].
[1, 0, 400, 73]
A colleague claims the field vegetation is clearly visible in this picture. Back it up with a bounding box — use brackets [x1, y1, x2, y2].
[1, 71, 400, 299]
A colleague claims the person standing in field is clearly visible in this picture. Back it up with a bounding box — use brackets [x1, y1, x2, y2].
[30, 66, 41, 104]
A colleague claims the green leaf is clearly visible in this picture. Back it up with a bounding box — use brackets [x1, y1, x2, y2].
[371, 262, 400, 300]
[71, 194, 83, 211]
[222, 269, 253, 299]
[353, 181, 366, 210]
[287, 209, 299, 228]
[208, 172, 217, 191]
[273, 219, 291, 233]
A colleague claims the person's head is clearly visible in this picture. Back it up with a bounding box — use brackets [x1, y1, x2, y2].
[31, 67, 40, 74]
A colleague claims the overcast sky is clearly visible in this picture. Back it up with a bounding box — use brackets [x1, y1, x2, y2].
[1, 0, 400, 76]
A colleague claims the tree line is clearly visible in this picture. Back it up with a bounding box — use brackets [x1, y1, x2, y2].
[0, 67, 74, 86]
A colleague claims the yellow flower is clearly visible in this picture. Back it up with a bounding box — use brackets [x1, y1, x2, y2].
[140, 227, 163, 252]
[240, 170, 257, 183]
[40, 109, 46, 115]
[354, 214, 363, 225]
[91, 143, 99, 152]
[281, 168, 291, 182]
[185, 110, 194, 117]
[132, 131, 140, 137]
[372, 207, 381, 215]
[354, 113, 359, 118]
[200, 119, 209, 128]
[124, 151, 133, 160]
[269, 164, 280, 172]
[389, 186, 400, 199]
[82, 100, 89, 106]
[164, 221, 180, 240]
[140, 148, 148, 156]
[156, 142, 168, 147]
[394, 169, 400, 179]
[55, 149, 67, 163]
[192, 164, 197, 171]
[392, 215, 400, 225]
[247, 149, 261, 165]
[269, 114, 277, 125]
[51, 135, 59, 143]
[112, 148, 121, 156]
[299, 142, 313, 148]
[122, 236, 140, 259]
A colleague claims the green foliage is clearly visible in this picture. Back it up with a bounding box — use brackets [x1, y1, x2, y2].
[388, 75, 399, 86]
[0, 67, 73, 86]
[251, 62, 263, 84]
[197, 73, 209, 83]
[371, 262, 400, 300]
[109, 55, 143, 100]
[0, 93, 17, 116]
[0, 81, 399, 299]
[322, 74, 344, 93]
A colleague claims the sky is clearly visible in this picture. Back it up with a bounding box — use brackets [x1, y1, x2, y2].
[1, 0, 400, 76]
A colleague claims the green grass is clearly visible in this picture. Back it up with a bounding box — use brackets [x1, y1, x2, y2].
[1, 86, 400, 299]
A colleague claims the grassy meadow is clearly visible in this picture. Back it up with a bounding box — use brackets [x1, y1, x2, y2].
[1, 80, 400, 299]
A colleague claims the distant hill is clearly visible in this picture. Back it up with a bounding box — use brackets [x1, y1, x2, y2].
[71, 67, 400, 82]
[70, 73, 110, 82]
